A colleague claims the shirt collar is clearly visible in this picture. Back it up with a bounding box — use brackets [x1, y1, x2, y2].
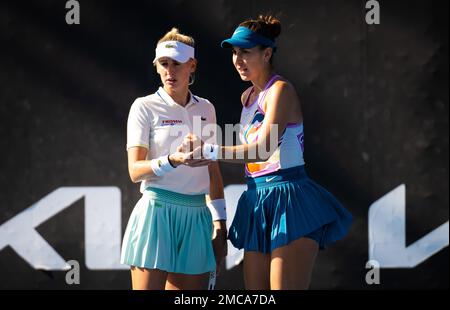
[157, 87, 197, 108]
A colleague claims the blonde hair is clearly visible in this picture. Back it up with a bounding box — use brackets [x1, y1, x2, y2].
[157, 27, 195, 47]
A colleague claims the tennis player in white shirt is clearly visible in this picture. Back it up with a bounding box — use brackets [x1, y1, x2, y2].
[120, 28, 227, 290]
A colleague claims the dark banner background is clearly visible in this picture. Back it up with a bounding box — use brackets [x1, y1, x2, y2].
[0, 0, 448, 289]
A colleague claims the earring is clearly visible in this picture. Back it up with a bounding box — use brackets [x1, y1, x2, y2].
[188, 73, 195, 86]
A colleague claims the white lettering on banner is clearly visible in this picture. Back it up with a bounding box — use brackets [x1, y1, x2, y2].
[368, 184, 449, 267]
[224, 185, 246, 270]
[1, 185, 448, 271]
[0, 187, 127, 270]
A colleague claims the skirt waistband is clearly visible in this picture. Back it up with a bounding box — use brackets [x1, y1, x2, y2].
[246, 165, 308, 189]
[143, 187, 206, 207]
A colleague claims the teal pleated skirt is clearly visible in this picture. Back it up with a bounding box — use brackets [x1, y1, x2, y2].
[120, 187, 216, 275]
[228, 165, 353, 253]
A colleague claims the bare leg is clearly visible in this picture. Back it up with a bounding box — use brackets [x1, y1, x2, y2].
[270, 238, 319, 290]
[130, 266, 168, 290]
[243, 251, 271, 290]
[165, 272, 210, 290]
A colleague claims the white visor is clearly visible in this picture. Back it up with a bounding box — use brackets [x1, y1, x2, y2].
[153, 40, 195, 64]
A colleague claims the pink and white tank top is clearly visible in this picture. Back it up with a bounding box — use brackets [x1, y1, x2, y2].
[239, 75, 305, 177]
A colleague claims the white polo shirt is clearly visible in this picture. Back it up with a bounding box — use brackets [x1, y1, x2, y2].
[127, 87, 217, 195]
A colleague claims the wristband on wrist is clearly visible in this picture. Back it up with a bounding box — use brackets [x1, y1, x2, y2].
[167, 155, 176, 168]
[207, 198, 227, 221]
[202, 143, 220, 160]
[150, 155, 176, 176]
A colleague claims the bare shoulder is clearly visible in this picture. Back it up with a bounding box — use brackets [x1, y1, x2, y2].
[271, 80, 298, 98]
[268, 80, 300, 106]
[240, 86, 254, 105]
[264, 79, 303, 123]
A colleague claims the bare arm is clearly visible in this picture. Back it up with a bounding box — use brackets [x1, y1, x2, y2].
[208, 162, 225, 200]
[207, 161, 226, 228]
[220, 81, 302, 163]
[127, 146, 203, 183]
[207, 161, 227, 273]
[127, 147, 156, 183]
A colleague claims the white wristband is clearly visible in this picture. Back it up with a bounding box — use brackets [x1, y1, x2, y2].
[207, 198, 227, 221]
[203, 143, 220, 160]
[150, 155, 176, 176]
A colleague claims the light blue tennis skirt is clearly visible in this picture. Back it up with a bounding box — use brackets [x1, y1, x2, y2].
[120, 187, 216, 275]
[228, 165, 353, 253]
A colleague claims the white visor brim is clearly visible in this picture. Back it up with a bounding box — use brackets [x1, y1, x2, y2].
[153, 40, 195, 63]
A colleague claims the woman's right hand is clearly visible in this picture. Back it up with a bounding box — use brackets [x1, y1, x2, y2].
[168, 150, 190, 167]
[180, 133, 204, 153]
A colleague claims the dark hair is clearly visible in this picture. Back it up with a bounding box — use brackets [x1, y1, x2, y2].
[239, 14, 281, 63]
[239, 14, 281, 42]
